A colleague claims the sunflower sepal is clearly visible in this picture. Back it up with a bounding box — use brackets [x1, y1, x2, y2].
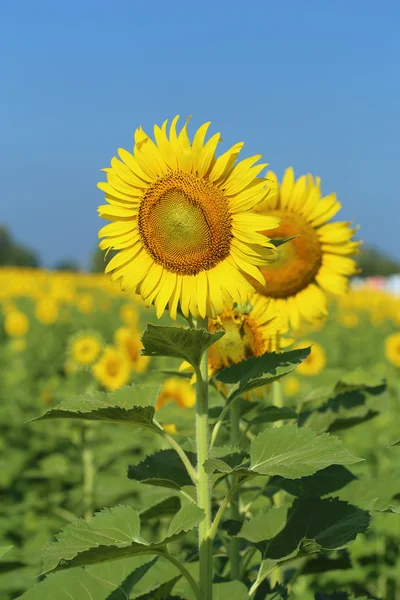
[270, 235, 298, 247]
[141, 323, 224, 369]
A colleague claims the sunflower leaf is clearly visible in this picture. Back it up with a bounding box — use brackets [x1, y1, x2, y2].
[216, 348, 310, 401]
[141, 324, 224, 368]
[238, 497, 370, 560]
[250, 424, 362, 479]
[42, 504, 204, 573]
[30, 384, 161, 431]
[128, 449, 196, 490]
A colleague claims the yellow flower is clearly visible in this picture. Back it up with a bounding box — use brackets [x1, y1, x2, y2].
[252, 168, 360, 329]
[114, 327, 150, 373]
[35, 296, 59, 324]
[338, 311, 360, 329]
[283, 375, 301, 397]
[156, 377, 196, 410]
[69, 332, 102, 367]
[180, 299, 291, 400]
[120, 303, 139, 326]
[98, 116, 280, 319]
[295, 340, 326, 376]
[385, 332, 400, 368]
[92, 346, 131, 391]
[4, 310, 29, 337]
[77, 293, 94, 314]
[163, 424, 177, 435]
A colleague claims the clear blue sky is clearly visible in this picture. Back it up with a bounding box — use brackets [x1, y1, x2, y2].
[1, 0, 399, 267]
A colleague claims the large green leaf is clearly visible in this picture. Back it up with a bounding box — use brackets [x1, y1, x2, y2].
[239, 505, 289, 543]
[141, 324, 224, 368]
[239, 498, 370, 561]
[245, 406, 297, 425]
[216, 348, 311, 400]
[337, 476, 400, 513]
[250, 425, 361, 479]
[300, 381, 387, 434]
[31, 385, 161, 431]
[128, 450, 196, 490]
[18, 556, 183, 600]
[42, 504, 204, 573]
[213, 580, 249, 600]
[269, 465, 357, 497]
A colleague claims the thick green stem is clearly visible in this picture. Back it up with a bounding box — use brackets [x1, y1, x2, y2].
[82, 426, 95, 521]
[196, 316, 213, 599]
[270, 380, 284, 587]
[229, 400, 241, 580]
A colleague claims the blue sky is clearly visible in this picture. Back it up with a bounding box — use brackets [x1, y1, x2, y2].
[1, 0, 399, 267]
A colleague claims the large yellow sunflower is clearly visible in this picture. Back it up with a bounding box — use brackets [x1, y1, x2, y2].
[98, 116, 280, 319]
[251, 168, 360, 329]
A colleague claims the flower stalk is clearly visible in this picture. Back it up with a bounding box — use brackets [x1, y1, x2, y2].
[195, 316, 213, 599]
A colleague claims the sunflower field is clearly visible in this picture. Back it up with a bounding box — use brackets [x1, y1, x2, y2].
[1, 117, 400, 600]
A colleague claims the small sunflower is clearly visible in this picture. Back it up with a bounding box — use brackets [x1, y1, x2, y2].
[180, 299, 290, 395]
[119, 303, 139, 326]
[338, 311, 360, 329]
[251, 168, 360, 329]
[92, 346, 131, 391]
[294, 340, 326, 376]
[77, 293, 94, 314]
[114, 327, 150, 373]
[283, 375, 301, 397]
[156, 377, 196, 410]
[35, 296, 59, 325]
[98, 116, 280, 319]
[384, 332, 400, 368]
[68, 332, 102, 368]
[4, 310, 29, 337]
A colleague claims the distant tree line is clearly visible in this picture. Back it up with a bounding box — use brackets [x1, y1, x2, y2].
[0, 224, 399, 277]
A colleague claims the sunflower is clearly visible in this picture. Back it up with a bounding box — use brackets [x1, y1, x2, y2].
[180, 298, 290, 391]
[120, 303, 139, 327]
[294, 340, 326, 376]
[92, 346, 131, 391]
[69, 332, 102, 367]
[251, 168, 360, 330]
[384, 332, 400, 368]
[98, 116, 280, 319]
[338, 311, 360, 329]
[283, 375, 301, 397]
[156, 377, 196, 410]
[35, 296, 59, 325]
[4, 310, 29, 337]
[77, 293, 94, 314]
[114, 327, 150, 373]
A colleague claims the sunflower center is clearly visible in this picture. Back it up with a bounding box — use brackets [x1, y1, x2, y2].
[107, 359, 120, 377]
[253, 211, 323, 298]
[208, 312, 265, 372]
[138, 171, 232, 275]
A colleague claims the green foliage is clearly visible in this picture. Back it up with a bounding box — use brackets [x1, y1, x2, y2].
[0, 225, 40, 267]
[239, 498, 370, 560]
[356, 245, 400, 277]
[42, 504, 204, 573]
[217, 348, 311, 401]
[128, 449, 196, 490]
[32, 384, 161, 431]
[249, 425, 361, 478]
[141, 324, 224, 368]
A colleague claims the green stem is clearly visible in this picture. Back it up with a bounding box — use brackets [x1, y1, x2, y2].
[229, 400, 241, 580]
[195, 316, 213, 600]
[158, 551, 203, 600]
[162, 431, 198, 485]
[208, 479, 247, 539]
[270, 380, 284, 587]
[82, 426, 95, 521]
